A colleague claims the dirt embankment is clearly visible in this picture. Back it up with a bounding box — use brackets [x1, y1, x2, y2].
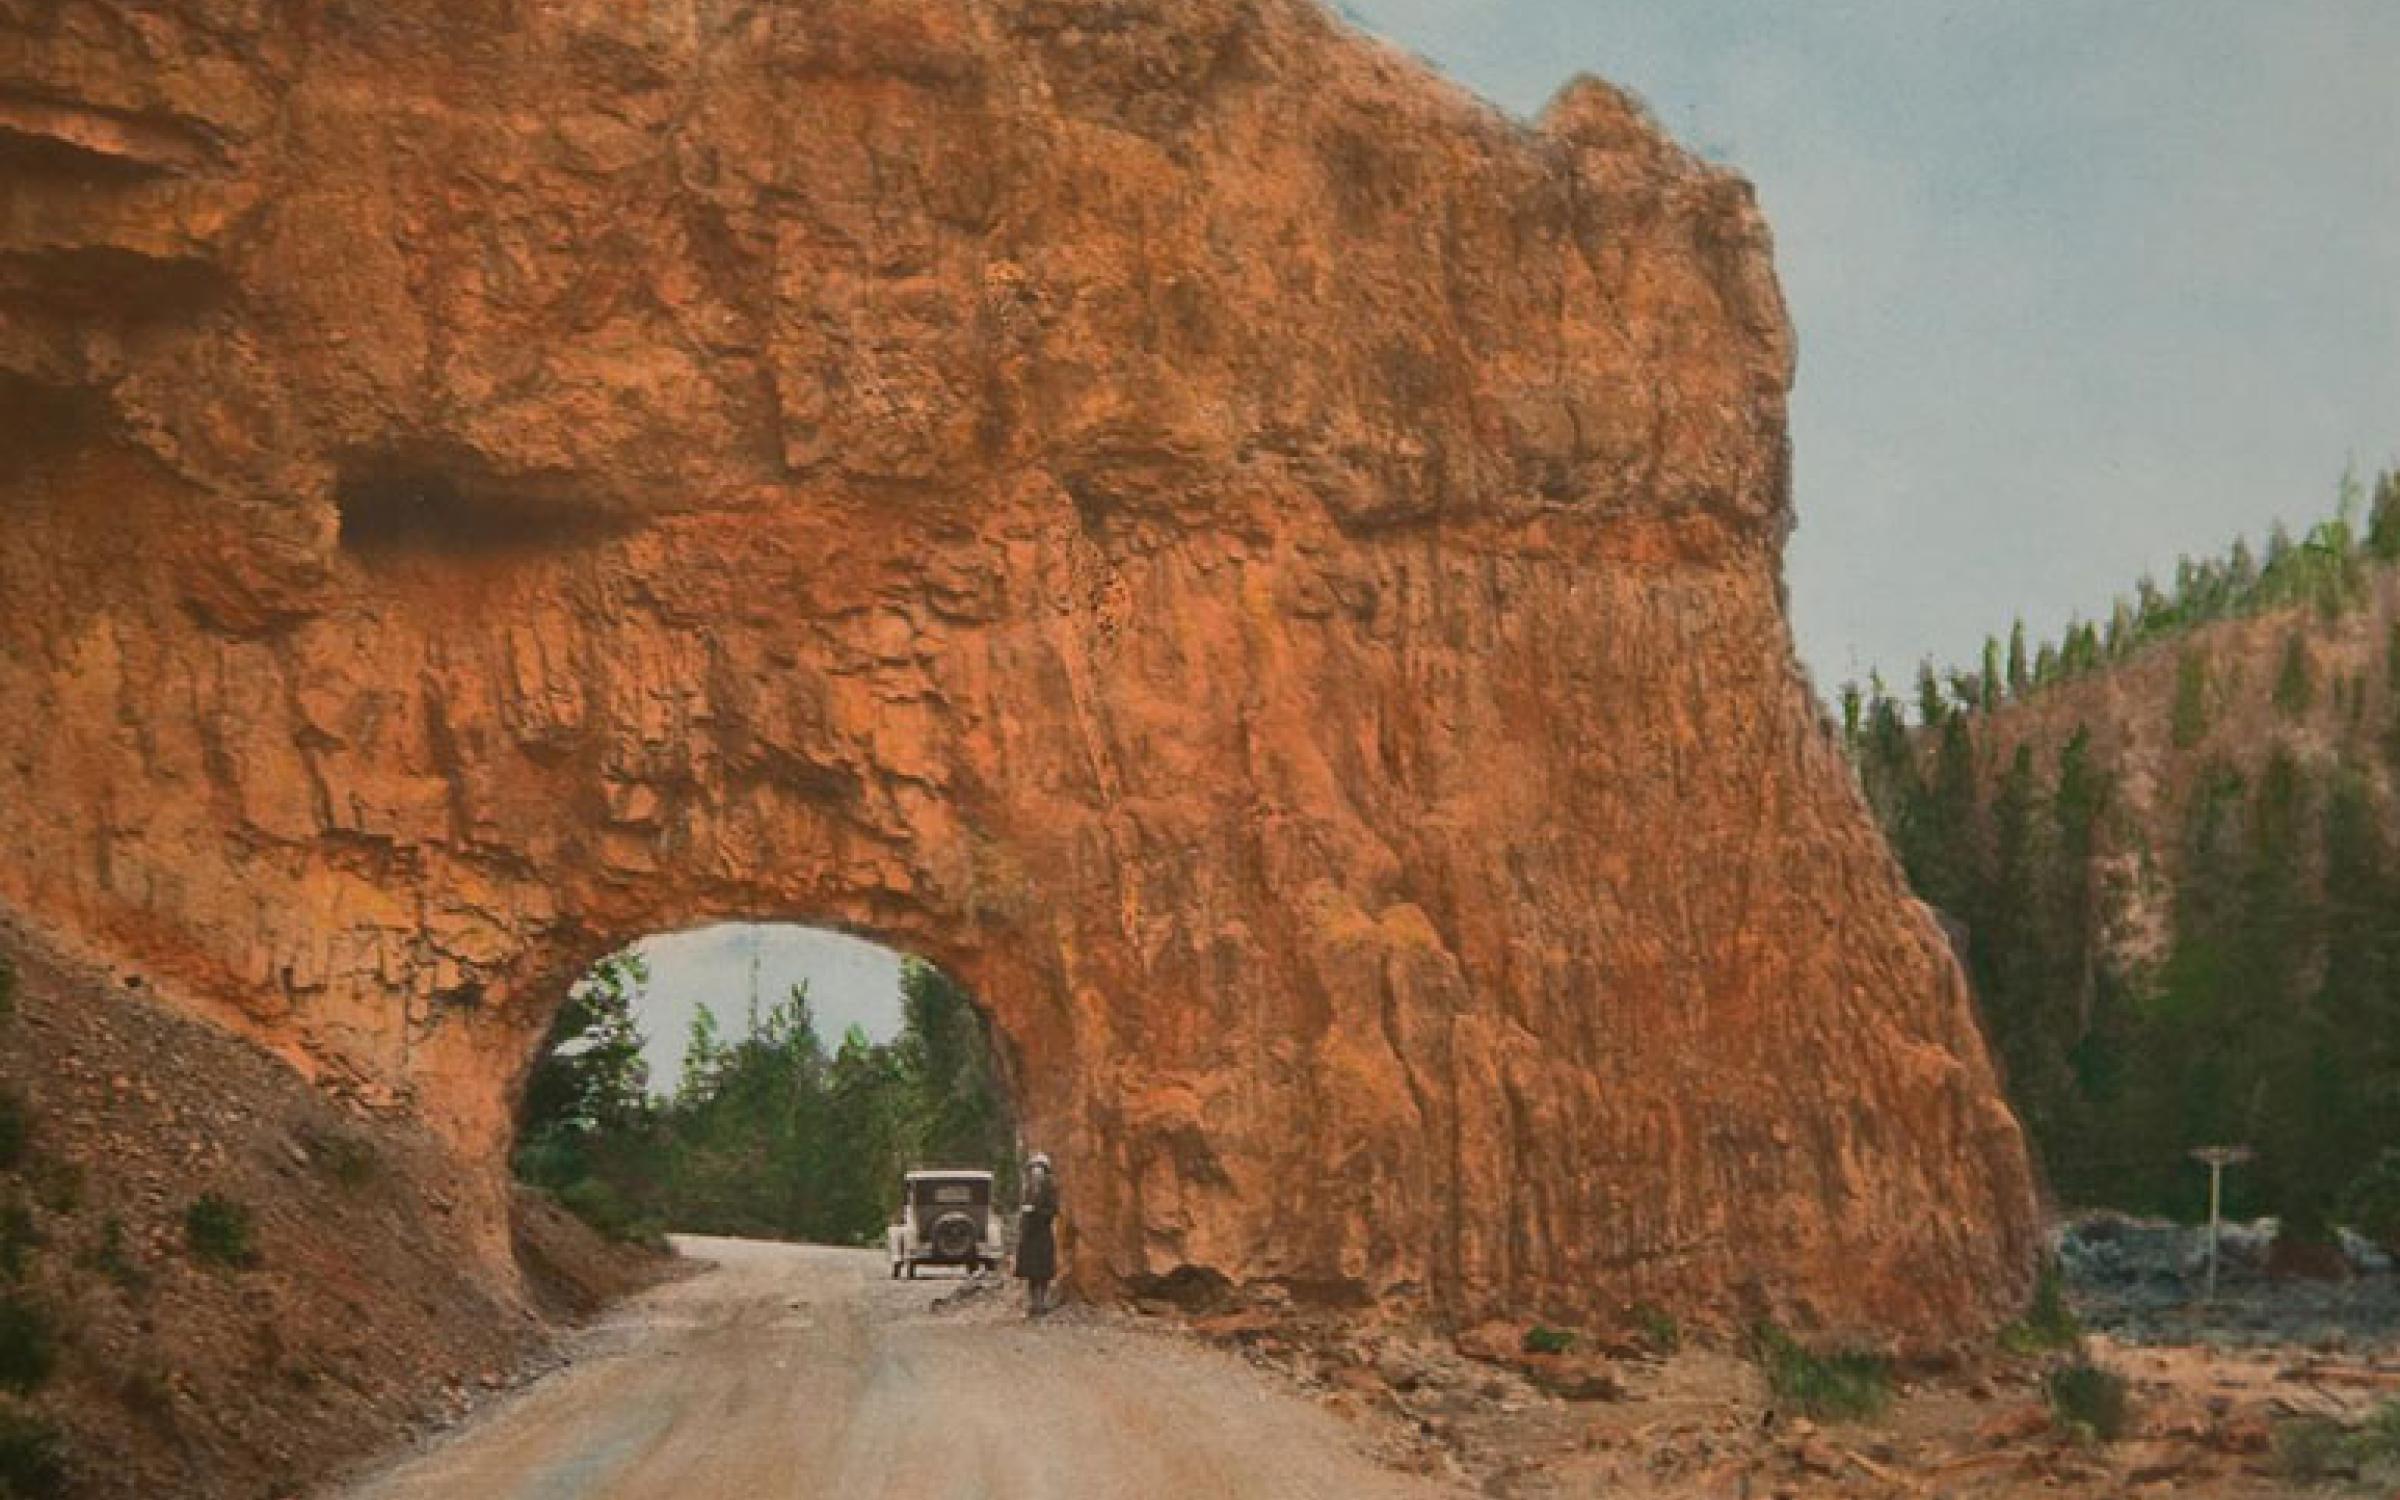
[0, 914, 669, 1499]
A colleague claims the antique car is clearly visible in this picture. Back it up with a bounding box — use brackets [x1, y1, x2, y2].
[887, 1168, 1005, 1278]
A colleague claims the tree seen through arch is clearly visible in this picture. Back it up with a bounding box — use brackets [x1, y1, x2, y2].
[514, 932, 1017, 1247]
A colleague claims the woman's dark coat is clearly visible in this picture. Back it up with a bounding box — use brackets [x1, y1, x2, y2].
[1015, 1170, 1058, 1282]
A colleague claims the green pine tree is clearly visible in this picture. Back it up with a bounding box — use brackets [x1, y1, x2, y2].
[2171, 648, 2210, 748]
[2274, 632, 2314, 717]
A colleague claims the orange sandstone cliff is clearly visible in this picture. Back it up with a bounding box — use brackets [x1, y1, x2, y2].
[0, 0, 2036, 1340]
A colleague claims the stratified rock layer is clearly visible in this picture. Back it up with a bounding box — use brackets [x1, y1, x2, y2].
[0, 0, 2036, 1339]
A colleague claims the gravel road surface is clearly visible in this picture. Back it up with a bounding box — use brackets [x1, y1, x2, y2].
[334, 1236, 1460, 1500]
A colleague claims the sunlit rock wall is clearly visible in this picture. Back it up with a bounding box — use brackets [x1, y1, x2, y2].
[0, 0, 2036, 1340]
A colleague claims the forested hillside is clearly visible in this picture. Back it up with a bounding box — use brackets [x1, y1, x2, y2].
[1844, 468, 2400, 1249]
[513, 956, 1017, 1247]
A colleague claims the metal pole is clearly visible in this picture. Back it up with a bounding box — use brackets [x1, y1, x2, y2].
[2189, 1145, 2251, 1305]
[2205, 1158, 2223, 1303]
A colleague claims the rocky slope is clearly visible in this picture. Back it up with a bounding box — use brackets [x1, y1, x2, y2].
[0, 916, 667, 1498]
[0, 0, 2035, 1341]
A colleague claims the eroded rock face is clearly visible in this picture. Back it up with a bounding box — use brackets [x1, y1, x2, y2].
[0, 0, 2035, 1339]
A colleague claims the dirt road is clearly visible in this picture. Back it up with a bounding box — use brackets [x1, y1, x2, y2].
[334, 1237, 1461, 1499]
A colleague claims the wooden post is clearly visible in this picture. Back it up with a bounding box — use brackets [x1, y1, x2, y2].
[2189, 1145, 2253, 1302]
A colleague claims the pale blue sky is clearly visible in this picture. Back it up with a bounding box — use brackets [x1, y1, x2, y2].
[1340, 0, 2400, 690]
[630, 924, 905, 1095]
[632, 6, 2398, 1065]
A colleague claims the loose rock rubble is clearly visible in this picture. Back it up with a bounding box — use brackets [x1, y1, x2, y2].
[1164, 1272, 2400, 1498]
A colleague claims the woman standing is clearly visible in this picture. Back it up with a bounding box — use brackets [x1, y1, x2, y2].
[1015, 1152, 1058, 1316]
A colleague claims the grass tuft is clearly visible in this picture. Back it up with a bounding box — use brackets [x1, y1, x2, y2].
[2044, 1359, 2132, 1441]
[2000, 1260, 2082, 1355]
[1521, 1324, 1576, 1356]
[1628, 1302, 1681, 1354]
[311, 1132, 380, 1190]
[2275, 1416, 2359, 1484]
[2273, 1400, 2400, 1485]
[84, 1216, 147, 1293]
[0, 1297, 56, 1395]
[183, 1193, 258, 1269]
[0, 1203, 37, 1285]
[1751, 1322, 1892, 1422]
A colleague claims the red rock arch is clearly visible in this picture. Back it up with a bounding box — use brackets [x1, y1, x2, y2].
[0, 0, 2035, 1340]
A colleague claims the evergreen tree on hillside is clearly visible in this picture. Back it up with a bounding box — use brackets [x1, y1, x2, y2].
[1977, 746, 2071, 1157]
[2172, 649, 2211, 747]
[2227, 536, 2260, 598]
[2235, 754, 2326, 1228]
[680, 1002, 725, 1101]
[2034, 641, 2060, 687]
[1835, 459, 2400, 1230]
[1915, 661, 1947, 729]
[1900, 714, 1984, 921]
[520, 949, 652, 1137]
[816, 1025, 910, 1244]
[2046, 730, 2110, 1059]
[512, 949, 665, 1241]
[2303, 773, 2399, 1228]
[896, 960, 1016, 1190]
[2371, 471, 2400, 561]
[2275, 632, 2315, 716]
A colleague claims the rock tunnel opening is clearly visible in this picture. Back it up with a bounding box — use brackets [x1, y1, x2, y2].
[510, 922, 1024, 1262]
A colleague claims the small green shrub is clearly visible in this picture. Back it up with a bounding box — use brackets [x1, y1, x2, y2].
[555, 1179, 660, 1246]
[1629, 1302, 1681, 1354]
[1752, 1323, 1891, 1422]
[2275, 1416, 2358, 1484]
[0, 1091, 24, 1174]
[0, 1203, 37, 1284]
[2360, 1400, 2400, 1465]
[2275, 632, 2316, 716]
[2272, 1400, 2400, 1483]
[0, 1405, 66, 1498]
[183, 1194, 258, 1268]
[2001, 1261, 2082, 1355]
[2344, 1150, 2400, 1255]
[317, 1134, 379, 1190]
[84, 1217, 145, 1293]
[2045, 1360, 2131, 1441]
[1522, 1324, 1576, 1356]
[2172, 648, 2210, 746]
[0, 1298, 56, 1395]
